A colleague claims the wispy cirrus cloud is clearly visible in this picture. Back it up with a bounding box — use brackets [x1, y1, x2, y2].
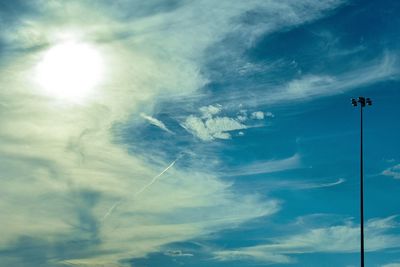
[214, 215, 400, 264]
[382, 164, 400, 179]
[213, 51, 399, 108]
[223, 154, 300, 177]
[164, 250, 194, 257]
[300, 177, 346, 189]
[382, 263, 400, 267]
[182, 115, 247, 141]
[279, 53, 399, 100]
[140, 113, 174, 134]
[257, 177, 346, 191]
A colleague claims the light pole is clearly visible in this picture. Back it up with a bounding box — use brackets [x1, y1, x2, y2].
[351, 96, 372, 267]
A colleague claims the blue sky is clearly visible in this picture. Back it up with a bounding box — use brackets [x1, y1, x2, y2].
[0, 0, 400, 266]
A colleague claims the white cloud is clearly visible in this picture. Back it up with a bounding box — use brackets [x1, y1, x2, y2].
[214, 215, 400, 264]
[283, 52, 399, 101]
[251, 111, 265, 120]
[303, 178, 346, 189]
[221, 53, 399, 108]
[200, 104, 222, 119]
[164, 250, 194, 257]
[264, 54, 399, 104]
[258, 177, 346, 191]
[237, 109, 248, 122]
[265, 111, 275, 118]
[182, 115, 247, 141]
[287, 53, 398, 99]
[237, 115, 248, 122]
[249, 111, 274, 120]
[182, 106, 275, 141]
[382, 164, 400, 179]
[224, 154, 300, 176]
[140, 113, 174, 134]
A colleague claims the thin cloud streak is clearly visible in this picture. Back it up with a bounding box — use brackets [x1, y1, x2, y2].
[140, 113, 174, 134]
[216, 53, 399, 108]
[263, 177, 346, 191]
[303, 178, 346, 189]
[214, 215, 400, 264]
[223, 154, 301, 177]
[382, 164, 400, 179]
[382, 263, 400, 267]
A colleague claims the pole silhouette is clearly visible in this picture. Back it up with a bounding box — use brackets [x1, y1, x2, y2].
[351, 96, 372, 267]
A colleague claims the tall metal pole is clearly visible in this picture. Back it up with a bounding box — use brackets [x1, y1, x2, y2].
[360, 104, 364, 267]
[351, 96, 371, 267]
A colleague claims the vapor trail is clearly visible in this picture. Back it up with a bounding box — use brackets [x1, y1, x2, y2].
[101, 200, 122, 221]
[101, 155, 181, 222]
[134, 158, 178, 196]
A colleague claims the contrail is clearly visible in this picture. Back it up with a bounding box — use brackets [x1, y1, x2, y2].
[101, 200, 122, 221]
[101, 155, 182, 222]
[134, 158, 178, 196]
[303, 178, 346, 189]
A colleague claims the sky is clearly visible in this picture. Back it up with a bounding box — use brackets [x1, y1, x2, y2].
[0, 0, 400, 266]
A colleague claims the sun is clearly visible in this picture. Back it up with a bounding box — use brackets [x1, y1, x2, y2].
[36, 40, 104, 102]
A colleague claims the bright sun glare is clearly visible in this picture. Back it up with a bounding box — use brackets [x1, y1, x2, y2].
[36, 40, 104, 102]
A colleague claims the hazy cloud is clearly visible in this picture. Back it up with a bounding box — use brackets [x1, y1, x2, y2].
[224, 154, 301, 176]
[215, 53, 399, 108]
[381, 263, 400, 267]
[140, 113, 174, 134]
[214, 215, 400, 264]
[164, 250, 194, 257]
[200, 104, 223, 119]
[251, 111, 265, 120]
[256, 177, 346, 191]
[382, 164, 400, 179]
